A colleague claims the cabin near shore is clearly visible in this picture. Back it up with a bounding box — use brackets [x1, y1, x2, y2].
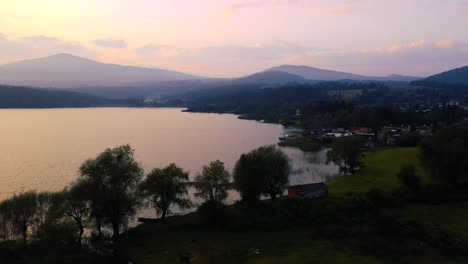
[287, 182, 328, 199]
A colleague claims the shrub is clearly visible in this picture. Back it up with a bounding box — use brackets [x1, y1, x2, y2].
[35, 220, 78, 245]
[196, 200, 229, 226]
[367, 189, 400, 208]
[402, 220, 468, 256]
[420, 122, 467, 185]
[397, 164, 421, 192]
[373, 212, 401, 236]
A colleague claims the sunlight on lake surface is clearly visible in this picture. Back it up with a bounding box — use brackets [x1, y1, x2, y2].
[0, 108, 338, 206]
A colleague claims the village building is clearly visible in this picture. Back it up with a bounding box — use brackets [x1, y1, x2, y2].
[287, 182, 328, 199]
[293, 108, 303, 126]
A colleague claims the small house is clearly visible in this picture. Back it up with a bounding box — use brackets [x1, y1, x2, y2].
[287, 182, 328, 199]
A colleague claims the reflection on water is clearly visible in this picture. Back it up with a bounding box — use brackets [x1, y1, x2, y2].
[0, 108, 282, 200]
[148, 147, 339, 218]
[0, 108, 339, 219]
[284, 147, 340, 185]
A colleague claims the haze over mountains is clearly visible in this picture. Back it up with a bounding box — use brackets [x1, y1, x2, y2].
[233, 71, 305, 84]
[0, 52, 465, 108]
[0, 54, 197, 88]
[0, 53, 427, 90]
[265, 65, 421, 82]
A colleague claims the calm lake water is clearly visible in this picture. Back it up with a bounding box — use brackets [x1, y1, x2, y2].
[0, 108, 338, 211]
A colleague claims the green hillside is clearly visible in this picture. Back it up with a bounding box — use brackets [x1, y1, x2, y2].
[0, 85, 132, 108]
[421, 65, 468, 85]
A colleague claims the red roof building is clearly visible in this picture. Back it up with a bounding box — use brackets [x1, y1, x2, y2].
[287, 182, 328, 199]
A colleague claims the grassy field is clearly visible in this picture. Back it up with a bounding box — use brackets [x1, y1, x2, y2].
[120, 221, 383, 264]
[327, 147, 430, 195]
[118, 147, 468, 264]
[398, 202, 468, 239]
[120, 209, 468, 264]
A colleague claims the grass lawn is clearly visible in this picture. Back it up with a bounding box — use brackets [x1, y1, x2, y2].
[398, 202, 468, 239]
[118, 147, 468, 264]
[120, 212, 467, 264]
[327, 147, 430, 195]
[120, 217, 384, 264]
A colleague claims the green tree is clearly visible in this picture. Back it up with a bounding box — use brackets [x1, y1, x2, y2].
[420, 122, 467, 185]
[262, 146, 291, 201]
[0, 191, 38, 242]
[58, 181, 89, 245]
[326, 136, 362, 175]
[397, 164, 421, 192]
[36, 192, 56, 227]
[233, 153, 263, 204]
[79, 145, 143, 240]
[77, 170, 104, 237]
[140, 163, 191, 220]
[194, 160, 231, 203]
[233, 145, 291, 203]
[35, 219, 78, 246]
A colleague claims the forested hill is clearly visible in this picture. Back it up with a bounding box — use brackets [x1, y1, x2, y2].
[177, 82, 378, 122]
[0, 85, 135, 108]
[415, 65, 468, 86]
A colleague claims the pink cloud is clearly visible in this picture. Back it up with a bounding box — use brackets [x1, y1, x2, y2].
[365, 39, 456, 55]
[0, 33, 94, 64]
[408, 40, 427, 48]
[387, 44, 402, 53]
[435, 39, 455, 48]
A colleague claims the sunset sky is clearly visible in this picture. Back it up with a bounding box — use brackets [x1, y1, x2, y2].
[1, 0, 467, 77]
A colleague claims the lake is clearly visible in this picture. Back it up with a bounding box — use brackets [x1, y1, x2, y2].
[0, 108, 338, 209]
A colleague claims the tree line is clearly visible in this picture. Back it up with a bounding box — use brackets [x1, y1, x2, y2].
[174, 81, 467, 127]
[0, 85, 139, 108]
[0, 122, 465, 249]
[0, 145, 291, 245]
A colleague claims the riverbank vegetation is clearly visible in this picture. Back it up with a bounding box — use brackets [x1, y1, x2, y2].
[327, 147, 430, 195]
[0, 85, 140, 108]
[0, 122, 467, 263]
[178, 82, 467, 128]
[277, 137, 322, 152]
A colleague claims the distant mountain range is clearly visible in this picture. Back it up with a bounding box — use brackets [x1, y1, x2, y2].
[0, 52, 464, 109]
[0, 54, 197, 88]
[0, 54, 426, 90]
[265, 65, 421, 82]
[0, 55, 465, 108]
[233, 70, 306, 84]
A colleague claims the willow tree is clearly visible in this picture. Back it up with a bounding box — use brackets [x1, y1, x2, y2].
[234, 145, 291, 203]
[58, 180, 89, 245]
[79, 145, 143, 240]
[194, 160, 231, 203]
[0, 191, 38, 242]
[140, 163, 191, 220]
[326, 136, 362, 175]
